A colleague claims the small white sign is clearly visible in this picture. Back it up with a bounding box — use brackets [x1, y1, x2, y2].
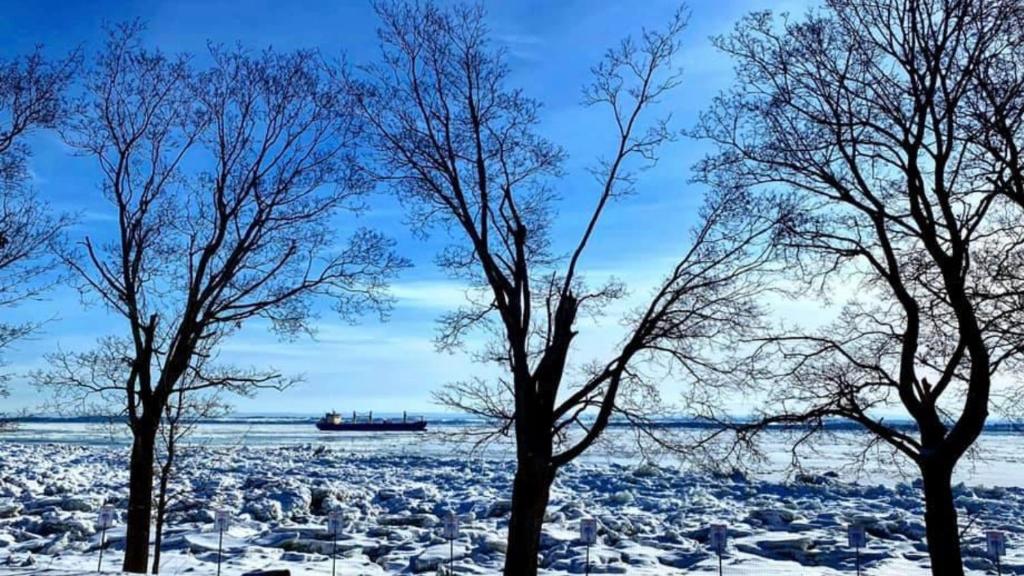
[987, 530, 1006, 558]
[580, 518, 597, 545]
[709, 524, 728, 553]
[442, 512, 459, 540]
[327, 510, 343, 535]
[847, 524, 866, 548]
[214, 509, 231, 532]
[97, 505, 116, 530]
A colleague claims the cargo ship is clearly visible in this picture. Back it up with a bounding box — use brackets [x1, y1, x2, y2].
[315, 410, 427, 432]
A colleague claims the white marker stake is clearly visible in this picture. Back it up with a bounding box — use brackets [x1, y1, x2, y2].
[580, 518, 597, 576]
[328, 510, 343, 576]
[709, 524, 728, 576]
[214, 510, 231, 576]
[442, 512, 459, 575]
[96, 505, 115, 573]
[987, 530, 1006, 576]
[847, 524, 866, 576]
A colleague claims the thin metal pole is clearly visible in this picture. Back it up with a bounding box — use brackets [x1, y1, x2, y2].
[96, 527, 106, 572]
[449, 538, 454, 575]
[332, 527, 338, 576]
[216, 526, 224, 576]
[856, 545, 861, 576]
[997, 555, 1002, 576]
[585, 544, 591, 576]
[718, 550, 723, 576]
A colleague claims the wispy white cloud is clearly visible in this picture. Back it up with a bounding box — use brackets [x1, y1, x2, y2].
[389, 280, 480, 310]
[494, 30, 546, 62]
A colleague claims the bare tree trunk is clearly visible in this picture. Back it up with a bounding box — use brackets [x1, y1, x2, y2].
[503, 455, 553, 576]
[124, 422, 157, 573]
[921, 462, 964, 576]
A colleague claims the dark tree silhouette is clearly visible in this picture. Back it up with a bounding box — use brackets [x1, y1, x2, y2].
[34, 339, 244, 574]
[692, 1, 1024, 574]
[0, 48, 77, 424]
[32, 340, 237, 573]
[41, 24, 407, 573]
[351, 3, 778, 574]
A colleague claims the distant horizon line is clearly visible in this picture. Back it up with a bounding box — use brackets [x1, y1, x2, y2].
[4, 412, 1023, 433]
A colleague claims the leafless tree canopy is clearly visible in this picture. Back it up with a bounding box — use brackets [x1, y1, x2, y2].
[355, 0, 700, 468]
[691, 1, 1024, 572]
[36, 22, 407, 573]
[0, 49, 77, 407]
[51, 23, 406, 416]
[0, 49, 77, 187]
[693, 0, 1024, 471]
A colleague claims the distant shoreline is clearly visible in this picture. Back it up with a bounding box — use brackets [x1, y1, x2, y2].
[3, 414, 1022, 434]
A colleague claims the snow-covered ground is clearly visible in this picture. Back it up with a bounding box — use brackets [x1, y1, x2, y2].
[1, 427, 1021, 576]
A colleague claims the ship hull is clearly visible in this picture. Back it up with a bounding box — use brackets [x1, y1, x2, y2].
[315, 421, 427, 432]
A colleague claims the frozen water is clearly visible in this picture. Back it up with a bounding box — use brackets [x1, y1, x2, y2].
[1, 421, 1022, 574]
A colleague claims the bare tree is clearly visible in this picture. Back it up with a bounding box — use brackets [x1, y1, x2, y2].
[351, 4, 777, 574]
[691, 1, 1024, 574]
[34, 341, 248, 573]
[41, 23, 406, 573]
[0, 48, 77, 419]
[152, 386, 230, 574]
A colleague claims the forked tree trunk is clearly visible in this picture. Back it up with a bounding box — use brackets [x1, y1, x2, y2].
[123, 422, 158, 573]
[921, 462, 964, 576]
[503, 456, 554, 576]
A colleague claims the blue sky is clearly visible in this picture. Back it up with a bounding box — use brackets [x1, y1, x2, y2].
[0, 0, 811, 415]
